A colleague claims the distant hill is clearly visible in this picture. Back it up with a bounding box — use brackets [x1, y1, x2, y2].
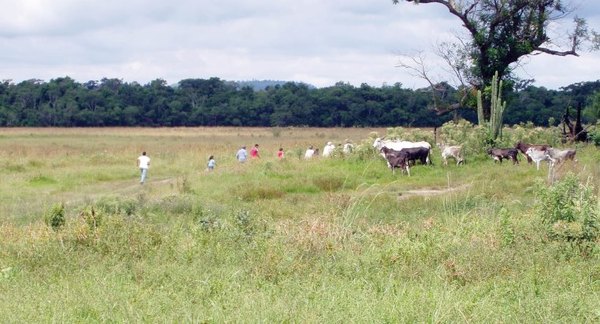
[234, 80, 315, 91]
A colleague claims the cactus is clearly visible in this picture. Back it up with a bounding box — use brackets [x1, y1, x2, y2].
[477, 90, 484, 126]
[477, 71, 506, 142]
[489, 71, 506, 141]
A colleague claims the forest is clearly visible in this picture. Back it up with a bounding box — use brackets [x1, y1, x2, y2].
[0, 77, 599, 127]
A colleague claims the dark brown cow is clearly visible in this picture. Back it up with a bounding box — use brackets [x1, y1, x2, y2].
[381, 146, 430, 166]
[381, 147, 410, 175]
[515, 141, 551, 164]
[487, 148, 519, 165]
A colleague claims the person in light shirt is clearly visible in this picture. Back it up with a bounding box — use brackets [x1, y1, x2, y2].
[304, 145, 315, 159]
[236, 146, 248, 163]
[137, 151, 150, 184]
[322, 141, 336, 157]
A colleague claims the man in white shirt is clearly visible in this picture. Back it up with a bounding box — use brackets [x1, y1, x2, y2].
[236, 146, 248, 163]
[137, 151, 150, 184]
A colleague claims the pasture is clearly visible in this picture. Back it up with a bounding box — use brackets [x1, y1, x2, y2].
[0, 126, 599, 322]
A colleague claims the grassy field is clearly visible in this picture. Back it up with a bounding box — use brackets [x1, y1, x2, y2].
[0, 127, 599, 322]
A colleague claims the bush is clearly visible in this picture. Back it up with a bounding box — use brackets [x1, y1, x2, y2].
[535, 174, 599, 254]
[44, 203, 65, 231]
[384, 127, 435, 144]
[439, 119, 488, 155]
[95, 196, 137, 216]
[588, 125, 600, 146]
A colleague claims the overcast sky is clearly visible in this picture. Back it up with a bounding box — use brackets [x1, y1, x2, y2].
[1, 0, 599, 89]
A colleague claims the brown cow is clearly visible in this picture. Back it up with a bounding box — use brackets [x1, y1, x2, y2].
[487, 148, 519, 165]
[515, 141, 551, 164]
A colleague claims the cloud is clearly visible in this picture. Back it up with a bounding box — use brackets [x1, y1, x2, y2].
[0, 0, 599, 90]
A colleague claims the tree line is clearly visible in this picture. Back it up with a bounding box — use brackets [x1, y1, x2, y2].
[0, 77, 598, 127]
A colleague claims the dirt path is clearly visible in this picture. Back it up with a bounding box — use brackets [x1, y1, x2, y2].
[398, 184, 470, 200]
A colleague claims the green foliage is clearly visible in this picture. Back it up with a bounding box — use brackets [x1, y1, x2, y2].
[440, 119, 562, 154]
[80, 206, 102, 230]
[583, 90, 600, 124]
[1, 77, 600, 127]
[589, 125, 600, 146]
[385, 127, 435, 144]
[439, 119, 488, 154]
[44, 203, 65, 231]
[535, 174, 599, 253]
[94, 196, 138, 216]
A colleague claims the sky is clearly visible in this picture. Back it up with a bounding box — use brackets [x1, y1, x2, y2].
[1, 0, 599, 90]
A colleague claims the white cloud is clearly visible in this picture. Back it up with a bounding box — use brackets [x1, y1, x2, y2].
[0, 0, 599, 89]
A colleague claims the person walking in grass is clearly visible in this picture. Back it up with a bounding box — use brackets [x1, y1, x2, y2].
[207, 155, 216, 171]
[277, 147, 284, 160]
[137, 151, 150, 184]
[236, 146, 248, 163]
[250, 143, 260, 158]
[304, 145, 315, 159]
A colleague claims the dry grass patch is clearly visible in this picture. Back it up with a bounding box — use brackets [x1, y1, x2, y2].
[276, 216, 352, 254]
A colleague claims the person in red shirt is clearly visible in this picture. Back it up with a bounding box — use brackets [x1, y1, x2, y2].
[277, 147, 284, 159]
[250, 144, 260, 158]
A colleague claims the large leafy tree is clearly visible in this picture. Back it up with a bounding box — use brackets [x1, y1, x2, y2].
[392, 0, 600, 118]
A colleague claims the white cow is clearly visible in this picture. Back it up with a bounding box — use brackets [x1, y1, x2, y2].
[342, 140, 354, 154]
[373, 137, 432, 164]
[525, 147, 553, 170]
[545, 147, 576, 165]
[437, 143, 464, 166]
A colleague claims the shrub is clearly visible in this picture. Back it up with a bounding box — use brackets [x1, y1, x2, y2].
[80, 205, 102, 230]
[589, 125, 600, 146]
[535, 174, 599, 254]
[385, 127, 435, 144]
[177, 176, 194, 194]
[439, 119, 488, 155]
[44, 203, 65, 231]
[95, 196, 137, 216]
[503, 123, 562, 147]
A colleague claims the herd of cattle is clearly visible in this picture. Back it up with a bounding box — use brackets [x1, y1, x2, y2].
[373, 137, 577, 175]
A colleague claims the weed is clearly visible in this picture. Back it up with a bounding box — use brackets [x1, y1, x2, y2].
[312, 175, 346, 192]
[499, 208, 515, 247]
[177, 176, 194, 194]
[95, 196, 137, 216]
[80, 205, 102, 230]
[44, 203, 65, 231]
[535, 174, 599, 254]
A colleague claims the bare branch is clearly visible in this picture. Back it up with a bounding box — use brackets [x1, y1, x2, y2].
[535, 47, 578, 56]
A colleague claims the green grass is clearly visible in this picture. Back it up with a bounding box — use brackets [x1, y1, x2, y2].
[0, 127, 598, 322]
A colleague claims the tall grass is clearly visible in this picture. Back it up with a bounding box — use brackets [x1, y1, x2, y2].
[0, 127, 598, 322]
